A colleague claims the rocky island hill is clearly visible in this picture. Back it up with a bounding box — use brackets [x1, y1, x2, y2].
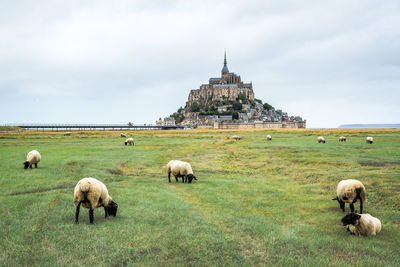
[159, 53, 306, 129]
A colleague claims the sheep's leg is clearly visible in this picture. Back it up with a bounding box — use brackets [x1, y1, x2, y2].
[75, 202, 81, 224]
[168, 172, 171, 183]
[89, 208, 94, 224]
[339, 200, 345, 212]
[35, 163, 37, 168]
[359, 198, 363, 214]
[182, 176, 185, 183]
[29, 164, 32, 169]
[104, 206, 109, 218]
[349, 203, 355, 213]
[175, 176, 178, 182]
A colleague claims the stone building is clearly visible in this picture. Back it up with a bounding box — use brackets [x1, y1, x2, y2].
[185, 52, 254, 109]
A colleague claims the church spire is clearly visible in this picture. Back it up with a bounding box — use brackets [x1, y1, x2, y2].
[221, 50, 229, 74]
[224, 50, 227, 66]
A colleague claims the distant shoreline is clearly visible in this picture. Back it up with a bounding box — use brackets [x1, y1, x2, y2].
[338, 124, 400, 129]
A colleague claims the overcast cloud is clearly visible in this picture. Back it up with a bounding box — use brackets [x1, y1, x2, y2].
[0, 0, 399, 127]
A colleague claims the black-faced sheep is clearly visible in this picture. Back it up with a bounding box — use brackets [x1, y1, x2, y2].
[125, 137, 134, 146]
[120, 133, 126, 137]
[267, 134, 272, 141]
[318, 136, 326, 143]
[332, 179, 366, 214]
[167, 160, 197, 183]
[232, 135, 241, 140]
[341, 212, 381, 236]
[74, 177, 118, 224]
[23, 150, 41, 169]
[339, 136, 346, 142]
[366, 137, 373, 144]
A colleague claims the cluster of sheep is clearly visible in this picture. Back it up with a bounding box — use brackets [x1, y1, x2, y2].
[23, 132, 382, 232]
[332, 179, 381, 236]
[23, 148, 197, 224]
[318, 136, 374, 144]
[231, 134, 272, 141]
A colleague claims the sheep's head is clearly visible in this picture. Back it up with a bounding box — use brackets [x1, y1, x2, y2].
[124, 142, 127, 146]
[341, 213, 361, 226]
[23, 161, 30, 169]
[187, 174, 197, 183]
[107, 201, 118, 216]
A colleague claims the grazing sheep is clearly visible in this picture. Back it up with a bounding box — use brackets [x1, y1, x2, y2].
[366, 137, 373, 144]
[332, 179, 366, 214]
[167, 160, 197, 183]
[125, 137, 134, 146]
[232, 135, 241, 140]
[74, 177, 118, 224]
[341, 212, 381, 236]
[120, 133, 126, 137]
[318, 136, 326, 143]
[339, 136, 346, 142]
[267, 134, 272, 141]
[64, 132, 71, 136]
[23, 150, 41, 169]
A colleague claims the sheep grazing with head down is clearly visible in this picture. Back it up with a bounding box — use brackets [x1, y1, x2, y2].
[167, 160, 197, 183]
[318, 136, 326, 143]
[23, 150, 41, 169]
[120, 133, 126, 138]
[332, 179, 366, 214]
[341, 212, 381, 236]
[339, 136, 346, 142]
[366, 137, 373, 144]
[266, 134, 272, 141]
[232, 135, 241, 140]
[74, 177, 118, 224]
[125, 137, 134, 146]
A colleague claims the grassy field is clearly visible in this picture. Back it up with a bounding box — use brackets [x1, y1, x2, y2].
[0, 128, 399, 266]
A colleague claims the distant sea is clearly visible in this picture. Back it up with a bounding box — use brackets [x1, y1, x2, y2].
[338, 124, 400, 129]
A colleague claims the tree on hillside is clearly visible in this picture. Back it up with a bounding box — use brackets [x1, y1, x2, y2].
[232, 101, 243, 111]
[263, 102, 274, 111]
[190, 102, 200, 112]
[232, 112, 239, 120]
[237, 93, 248, 104]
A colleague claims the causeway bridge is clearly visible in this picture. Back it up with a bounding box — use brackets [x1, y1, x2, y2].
[5, 123, 184, 131]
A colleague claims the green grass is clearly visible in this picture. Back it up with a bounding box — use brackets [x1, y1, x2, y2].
[0, 129, 399, 266]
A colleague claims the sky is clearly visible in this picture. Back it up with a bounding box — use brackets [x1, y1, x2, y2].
[0, 0, 399, 128]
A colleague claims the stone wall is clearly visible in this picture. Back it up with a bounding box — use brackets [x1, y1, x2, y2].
[215, 121, 306, 129]
[186, 84, 255, 107]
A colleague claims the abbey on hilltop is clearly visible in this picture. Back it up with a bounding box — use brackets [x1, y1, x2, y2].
[158, 52, 306, 129]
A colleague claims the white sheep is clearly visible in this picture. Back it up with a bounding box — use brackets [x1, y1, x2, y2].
[232, 135, 241, 140]
[366, 137, 373, 144]
[318, 136, 326, 143]
[120, 133, 126, 137]
[167, 160, 197, 183]
[64, 132, 71, 136]
[23, 150, 41, 169]
[266, 134, 272, 141]
[125, 137, 134, 146]
[341, 213, 381, 236]
[339, 136, 346, 142]
[74, 177, 118, 224]
[332, 179, 366, 214]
